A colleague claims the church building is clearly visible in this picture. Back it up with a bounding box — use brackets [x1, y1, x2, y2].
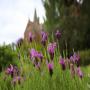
[24, 9, 43, 42]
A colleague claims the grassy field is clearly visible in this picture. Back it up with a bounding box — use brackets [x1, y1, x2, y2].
[0, 62, 90, 90]
[0, 31, 90, 90]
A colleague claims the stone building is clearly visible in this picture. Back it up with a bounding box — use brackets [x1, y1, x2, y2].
[24, 9, 43, 42]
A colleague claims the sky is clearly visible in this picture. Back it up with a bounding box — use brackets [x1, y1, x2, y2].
[0, 0, 45, 45]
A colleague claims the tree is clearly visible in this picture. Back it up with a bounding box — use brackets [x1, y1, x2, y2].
[0, 45, 18, 71]
[42, 0, 90, 53]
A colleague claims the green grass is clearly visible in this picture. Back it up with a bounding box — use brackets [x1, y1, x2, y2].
[0, 39, 90, 90]
[0, 63, 89, 90]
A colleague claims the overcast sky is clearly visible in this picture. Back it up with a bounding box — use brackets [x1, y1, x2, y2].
[0, 0, 45, 45]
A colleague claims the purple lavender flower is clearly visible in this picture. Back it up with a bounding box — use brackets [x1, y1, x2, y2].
[5, 65, 20, 78]
[59, 56, 66, 70]
[77, 67, 83, 79]
[30, 49, 38, 59]
[41, 31, 47, 39]
[17, 38, 23, 47]
[29, 32, 33, 42]
[70, 56, 75, 63]
[47, 42, 56, 60]
[41, 31, 48, 46]
[30, 49, 43, 69]
[6, 64, 14, 76]
[70, 52, 80, 66]
[30, 49, 43, 61]
[12, 76, 22, 85]
[47, 62, 54, 77]
[73, 53, 80, 61]
[30, 49, 38, 66]
[55, 30, 61, 39]
[73, 52, 80, 66]
[37, 52, 43, 62]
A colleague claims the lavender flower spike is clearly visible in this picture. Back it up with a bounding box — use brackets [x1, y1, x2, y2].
[59, 56, 66, 70]
[47, 42, 56, 60]
[29, 32, 33, 42]
[55, 30, 61, 39]
[41, 31, 48, 46]
[47, 62, 54, 77]
[30, 48, 37, 59]
[77, 67, 83, 79]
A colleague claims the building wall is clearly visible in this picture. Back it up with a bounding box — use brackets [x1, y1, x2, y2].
[24, 20, 43, 42]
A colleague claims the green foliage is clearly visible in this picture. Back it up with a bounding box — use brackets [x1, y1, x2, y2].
[0, 45, 18, 71]
[42, 0, 60, 32]
[0, 72, 13, 90]
[0, 39, 89, 90]
[42, 0, 90, 51]
[0, 55, 89, 90]
[80, 49, 90, 66]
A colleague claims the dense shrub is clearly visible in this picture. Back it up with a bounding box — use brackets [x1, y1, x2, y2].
[80, 49, 90, 66]
[0, 45, 18, 71]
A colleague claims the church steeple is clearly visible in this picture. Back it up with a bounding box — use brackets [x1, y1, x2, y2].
[34, 9, 38, 22]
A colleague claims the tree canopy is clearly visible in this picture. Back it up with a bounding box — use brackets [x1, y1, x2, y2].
[42, 0, 90, 52]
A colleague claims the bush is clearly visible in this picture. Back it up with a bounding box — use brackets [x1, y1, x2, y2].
[0, 45, 18, 71]
[80, 49, 90, 66]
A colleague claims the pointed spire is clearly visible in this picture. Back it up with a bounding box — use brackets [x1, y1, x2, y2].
[34, 8, 38, 22]
[28, 19, 31, 23]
